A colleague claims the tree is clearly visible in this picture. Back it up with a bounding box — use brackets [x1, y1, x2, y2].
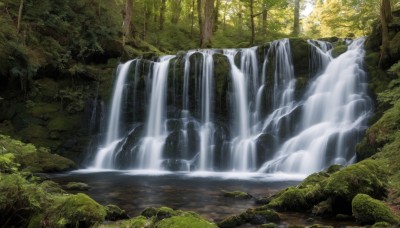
[122, 0, 133, 46]
[293, 0, 300, 36]
[17, 0, 24, 33]
[380, 0, 392, 67]
[198, 0, 215, 48]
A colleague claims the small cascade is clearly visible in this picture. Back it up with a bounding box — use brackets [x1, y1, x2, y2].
[136, 55, 175, 170]
[259, 38, 371, 174]
[91, 37, 372, 175]
[93, 60, 135, 168]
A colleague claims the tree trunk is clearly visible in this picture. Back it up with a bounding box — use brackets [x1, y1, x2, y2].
[213, 0, 219, 32]
[17, 0, 24, 33]
[262, 6, 267, 36]
[380, 0, 392, 67]
[293, 0, 300, 36]
[197, 0, 203, 43]
[122, 0, 133, 46]
[191, 0, 195, 36]
[250, 0, 255, 45]
[159, 0, 166, 30]
[143, 2, 146, 41]
[200, 0, 214, 48]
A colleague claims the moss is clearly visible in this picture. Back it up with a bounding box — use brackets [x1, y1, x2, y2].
[0, 134, 75, 172]
[40, 180, 66, 194]
[323, 159, 388, 202]
[46, 193, 107, 227]
[352, 194, 399, 225]
[157, 213, 217, 228]
[141, 207, 158, 218]
[331, 45, 347, 58]
[48, 115, 80, 132]
[20, 124, 49, 139]
[372, 221, 393, 227]
[222, 190, 253, 199]
[35, 78, 59, 99]
[0, 153, 19, 173]
[105, 204, 129, 221]
[65, 182, 90, 191]
[267, 187, 309, 211]
[27, 214, 44, 228]
[28, 102, 60, 119]
[218, 215, 244, 228]
[118, 215, 148, 228]
[259, 223, 279, 228]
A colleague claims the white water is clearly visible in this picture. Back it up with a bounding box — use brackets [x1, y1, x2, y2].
[259, 38, 371, 174]
[136, 55, 175, 170]
[93, 60, 134, 168]
[92, 38, 371, 175]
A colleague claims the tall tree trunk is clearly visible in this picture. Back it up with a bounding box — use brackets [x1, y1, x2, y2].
[191, 0, 195, 36]
[197, 0, 203, 43]
[159, 0, 167, 30]
[17, 0, 24, 33]
[200, 0, 214, 48]
[380, 0, 392, 67]
[213, 0, 220, 32]
[250, 0, 255, 45]
[122, 0, 133, 46]
[262, 6, 267, 36]
[293, 0, 300, 36]
[143, 2, 146, 41]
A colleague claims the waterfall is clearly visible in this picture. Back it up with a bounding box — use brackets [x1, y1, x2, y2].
[91, 38, 371, 175]
[136, 55, 175, 170]
[259, 38, 371, 174]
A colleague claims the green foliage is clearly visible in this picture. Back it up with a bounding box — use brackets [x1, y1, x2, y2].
[352, 194, 399, 225]
[0, 134, 75, 172]
[0, 153, 19, 173]
[268, 187, 309, 211]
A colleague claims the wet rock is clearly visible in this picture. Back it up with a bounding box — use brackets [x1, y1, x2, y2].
[105, 204, 129, 221]
[222, 190, 253, 200]
[65, 182, 90, 191]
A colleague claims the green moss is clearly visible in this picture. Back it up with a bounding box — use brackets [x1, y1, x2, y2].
[268, 187, 309, 211]
[65, 182, 90, 191]
[352, 194, 399, 225]
[46, 193, 107, 227]
[157, 213, 217, 228]
[28, 103, 60, 119]
[48, 115, 80, 132]
[222, 190, 253, 199]
[259, 223, 279, 228]
[331, 45, 347, 58]
[27, 214, 44, 228]
[40, 180, 66, 194]
[35, 78, 59, 99]
[118, 215, 148, 228]
[372, 221, 393, 227]
[0, 153, 19, 173]
[20, 124, 49, 139]
[105, 204, 129, 221]
[0, 134, 75, 172]
[323, 159, 388, 202]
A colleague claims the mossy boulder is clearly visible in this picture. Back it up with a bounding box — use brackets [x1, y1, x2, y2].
[352, 194, 399, 225]
[218, 207, 280, 227]
[267, 187, 309, 211]
[222, 190, 253, 199]
[20, 124, 49, 139]
[105, 204, 129, 221]
[323, 159, 388, 202]
[113, 207, 217, 228]
[48, 115, 81, 132]
[27, 102, 60, 120]
[65, 182, 90, 191]
[46, 193, 107, 227]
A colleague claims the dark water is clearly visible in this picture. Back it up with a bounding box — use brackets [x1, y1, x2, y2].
[50, 171, 356, 227]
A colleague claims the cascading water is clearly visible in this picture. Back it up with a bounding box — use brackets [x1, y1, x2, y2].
[91, 38, 371, 175]
[259, 38, 371, 174]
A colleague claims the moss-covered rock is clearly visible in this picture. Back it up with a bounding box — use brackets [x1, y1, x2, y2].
[105, 204, 129, 221]
[218, 207, 280, 227]
[40, 180, 66, 194]
[46, 193, 107, 227]
[48, 115, 81, 132]
[222, 190, 253, 199]
[352, 194, 399, 225]
[268, 187, 309, 211]
[331, 45, 347, 58]
[112, 207, 216, 228]
[65, 182, 90, 191]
